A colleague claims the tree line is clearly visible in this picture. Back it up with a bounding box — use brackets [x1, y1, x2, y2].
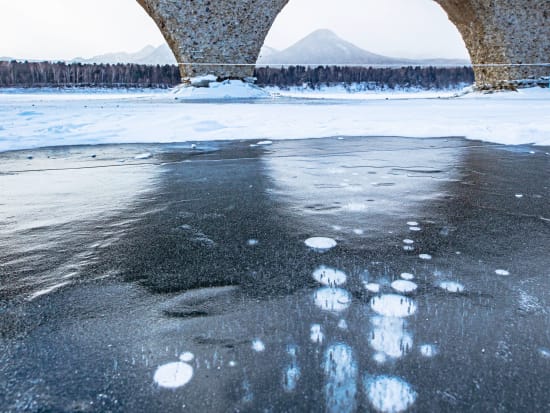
[254, 65, 474, 89]
[0, 61, 474, 89]
[0, 61, 181, 88]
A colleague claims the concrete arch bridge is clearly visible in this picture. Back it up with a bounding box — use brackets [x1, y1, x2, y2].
[137, 0, 550, 89]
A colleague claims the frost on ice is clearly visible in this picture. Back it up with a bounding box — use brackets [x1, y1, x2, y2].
[370, 294, 417, 318]
[391, 280, 418, 294]
[154, 361, 194, 389]
[495, 269, 510, 276]
[283, 345, 301, 392]
[314, 287, 352, 312]
[305, 237, 337, 251]
[310, 324, 324, 344]
[252, 339, 266, 352]
[400, 272, 415, 281]
[313, 266, 347, 287]
[364, 375, 417, 413]
[420, 344, 438, 357]
[438, 281, 465, 293]
[364, 282, 381, 293]
[369, 316, 413, 359]
[324, 344, 358, 413]
[179, 352, 195, 362]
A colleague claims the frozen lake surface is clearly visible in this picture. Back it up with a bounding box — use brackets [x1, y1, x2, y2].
[0, 136, 549, 412]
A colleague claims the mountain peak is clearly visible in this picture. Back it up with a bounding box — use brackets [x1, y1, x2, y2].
[258, 28, 400, 66]
[305, 29, 340, 39]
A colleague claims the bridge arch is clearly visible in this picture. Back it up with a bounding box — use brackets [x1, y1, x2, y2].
[137, 0, 550, 88]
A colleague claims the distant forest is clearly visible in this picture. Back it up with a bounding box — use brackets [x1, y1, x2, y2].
[0, 61, 474, 89]
[254, 65, 474, 89]
[0, 61, 181, 88]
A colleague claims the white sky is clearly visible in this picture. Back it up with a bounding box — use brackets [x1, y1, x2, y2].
[0, 0, 469, 60]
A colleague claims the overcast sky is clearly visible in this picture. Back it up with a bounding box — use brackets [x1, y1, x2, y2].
[0, 0, 469, 60]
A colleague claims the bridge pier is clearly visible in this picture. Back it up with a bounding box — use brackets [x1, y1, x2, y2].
[136, 0, 287, 81]
[436, 0, 550, 89]
[137, 0, 550, 89]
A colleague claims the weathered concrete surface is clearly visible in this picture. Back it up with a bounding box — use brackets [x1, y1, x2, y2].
[137, 0, 550, 88]
[436, 0, 550, 88]
[136, 0, 289, 81]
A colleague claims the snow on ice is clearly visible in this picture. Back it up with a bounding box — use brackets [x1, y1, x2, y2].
[1, 86, 549, 153]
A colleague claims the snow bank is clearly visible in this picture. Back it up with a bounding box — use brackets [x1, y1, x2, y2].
[0, 86, 549, 153]
[172, 80, 270, 100]
[265, 84, 471, 100]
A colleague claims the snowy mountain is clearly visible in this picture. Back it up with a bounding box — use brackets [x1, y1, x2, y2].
[1, 29, 469, 67]
[75, 44, 279, 66]
[258, 45, 279, 60]
[257, 29, 469, 67]
[73, 44, 177, 65]
[140, 44, 178, 65]
[258, 29, 404, 66]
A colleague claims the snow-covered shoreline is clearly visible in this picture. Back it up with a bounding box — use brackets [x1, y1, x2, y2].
[1, 85, 549, 153]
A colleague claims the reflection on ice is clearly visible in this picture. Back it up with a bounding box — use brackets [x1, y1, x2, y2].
[28, 281, 71, 301]
[369, 316, 413, 359]
[153, 361, 194, 389]
[283, 345, 301, 392]
[310, 324, 325, 344]
[313, 266, 347, 287]
[314, 287, 352, 312]
[324, 344, 358, 413]
[370, 294, 417, 318]
[252, 339, 266, 352]
[420, 344, 438, 357]
[1, 156, 158, 299]
[373, 352, 388, 364]
[364, 282, 381, 293]
[364, 375, 417, 413]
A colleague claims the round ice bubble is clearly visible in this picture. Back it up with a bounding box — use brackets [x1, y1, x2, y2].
[305, 237, 337, 251]
[154, 362, 193, 389]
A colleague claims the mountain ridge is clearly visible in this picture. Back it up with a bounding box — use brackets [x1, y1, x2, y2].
[257, 29, 469, 67]
[1, 29, 470, 67]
